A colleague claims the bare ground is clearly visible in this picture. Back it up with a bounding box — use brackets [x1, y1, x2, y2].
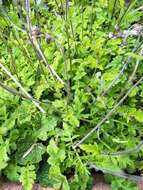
[0, 174, 142, 190]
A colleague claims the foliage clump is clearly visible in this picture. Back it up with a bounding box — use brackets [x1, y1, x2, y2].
[0, 0, 143, 189]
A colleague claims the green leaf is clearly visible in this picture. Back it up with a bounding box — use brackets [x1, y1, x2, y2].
[37, 116, 58, 141]
[103, 69, 119, 81]
[34, 76, 48, 99]
[80, 143, 99, 155]
[0, 143, 9, 170]
[49, 165, 70, 190]
[36, 161, 55, 187]
[0, 116, 16, 135]
[18, 143, 46, 165]
[126, 53, 143, 60]
[20, 165, 36, 190]
[4, 163, 21, 182]
[128, 87, 138, 97]
[47, 139, 65, 165]
[119, 0, 125, 15]
[133, 110, 143, 123]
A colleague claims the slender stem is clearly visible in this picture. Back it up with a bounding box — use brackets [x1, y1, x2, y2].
[65, 0, 69, 21]
[73, 76, 143, 148]
[0, 62, 46, 113]
[89, 163, 143, 181]
[55, 0, 64, 19]
[34, 0, 40, 26]
[69, 19, 77, 53]
[22, 143, 37, 158]
[34, 39, 64, 84]
[81, 4, 84, 41]
[129, 60, 140, 82]
[90, 0, 94, 37]
[103, 141, 143, 156]
[111, 0, 117, 20]
[118, 0, 138, 26]
[65, 0, 72, 83]
[0, 80, 47, 104]
[102, 40, 143, 96]
[102, 57, 130, 96]
[25, 0, 32, 32]
[25, 0, 64, 85]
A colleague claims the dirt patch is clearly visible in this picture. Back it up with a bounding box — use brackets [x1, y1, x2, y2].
[92, 174, 111, 190]
[0, 178, 54, 190]
[1, 175, 142, 190]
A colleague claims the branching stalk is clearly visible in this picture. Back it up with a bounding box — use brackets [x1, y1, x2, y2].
[33, 39, 64, 84]
[129, 59, 140, 82]
[104, 140, 143, 156]
[89, 163, 143, 181]
[25, 0, 32, 32]
[74, 76, 143, 148]
[102, 40, 143, 96]
[0, 62, 46, 113]
[0, 81, 48, 104]
[25, 0, 64, 85]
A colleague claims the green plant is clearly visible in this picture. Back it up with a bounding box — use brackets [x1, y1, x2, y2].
[0, 0, 143, 190]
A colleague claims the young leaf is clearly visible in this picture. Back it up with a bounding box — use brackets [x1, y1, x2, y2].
[20, 165, 36, 190]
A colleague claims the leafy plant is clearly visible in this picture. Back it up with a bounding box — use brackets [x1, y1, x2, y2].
[0, 0, 143, 190]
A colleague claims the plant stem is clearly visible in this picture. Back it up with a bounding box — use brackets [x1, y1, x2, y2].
[111, 0, 117, 20]
[129, 60, 140, 82]
[89, 163, 143, 181]
[102, 40, 143, 96]
[0, 81, 48, 104]
[25, 0, 32, 32]
[0, 62, 46, 113]
[25, 0, 64, 85]
[104, 140, 143, 156]
[73, 76, 143, 148]
[118, 0, 138, 26]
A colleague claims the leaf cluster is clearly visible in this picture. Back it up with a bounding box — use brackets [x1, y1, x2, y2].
[0, 0, 143, 190]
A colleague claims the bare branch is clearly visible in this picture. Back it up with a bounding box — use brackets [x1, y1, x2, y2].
[33, 39, 64, 85]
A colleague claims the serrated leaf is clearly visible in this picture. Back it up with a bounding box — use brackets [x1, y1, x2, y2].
[128, 87, 138, 97]
[49, 165, 70, 190]
[126, 53, 143, 60]
[37, 116, 58, 141]
[0, 143, 9, 170]
[47, 139, 65, 165]
[103, 69, 119, 81]
[4, 163, 21, 182]
[80, 143, 99, 154]
[37, 161, 55, 187]
[133, 110, 143, 123]
[20, 165, 36, 190]
[19, 143, 46, 165]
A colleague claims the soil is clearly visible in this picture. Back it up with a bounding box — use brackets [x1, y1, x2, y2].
[0, 177, 54, 190]
[92, 174, 111, 190]
[0, 174, 142, 190]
